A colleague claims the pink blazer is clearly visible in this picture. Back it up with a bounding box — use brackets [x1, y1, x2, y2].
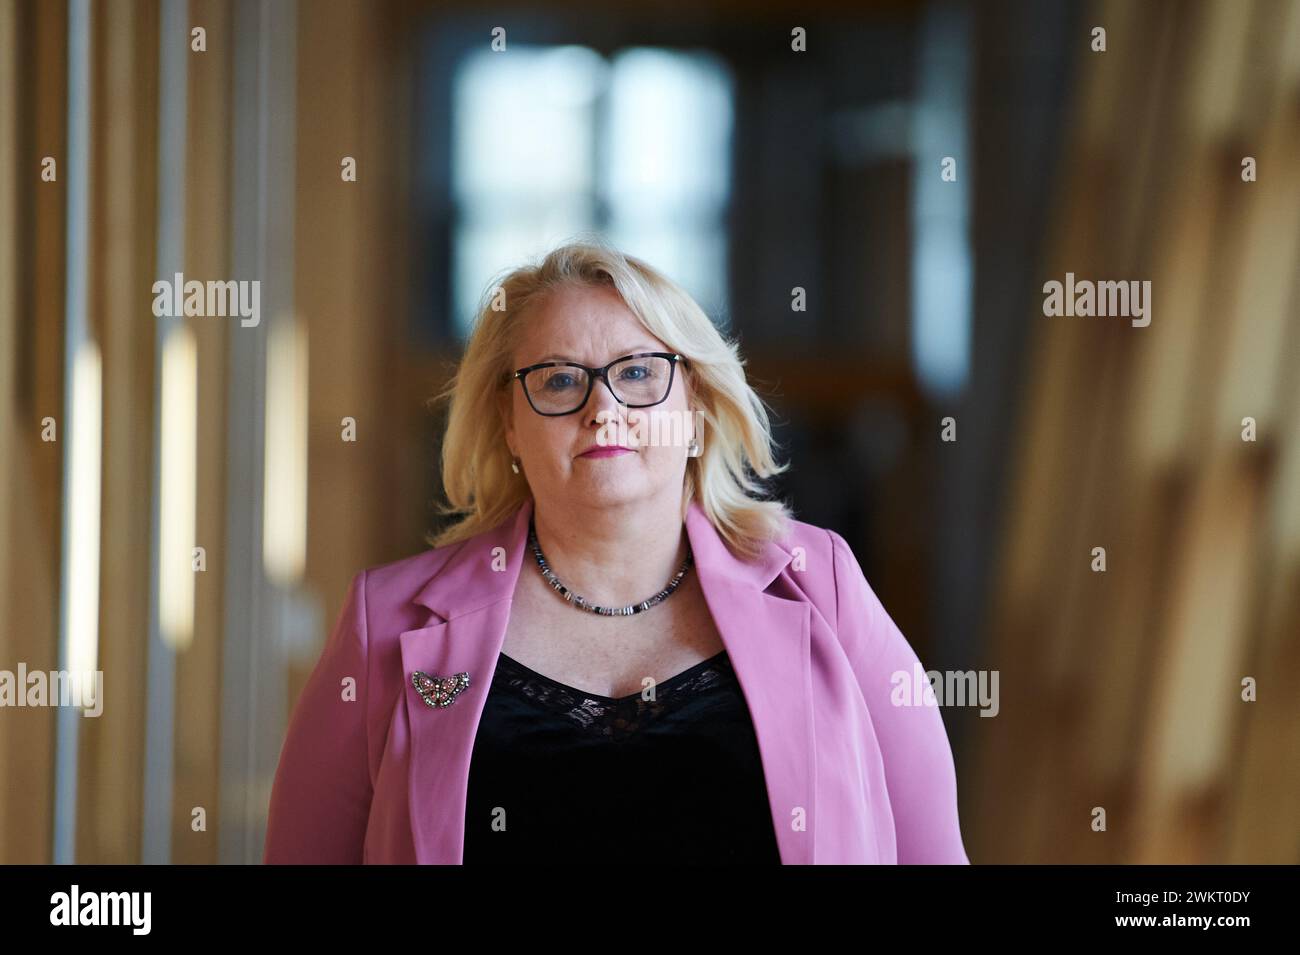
[264, 497, 970, 864]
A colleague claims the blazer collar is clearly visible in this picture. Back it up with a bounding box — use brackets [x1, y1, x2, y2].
[411, 496, 795, 620]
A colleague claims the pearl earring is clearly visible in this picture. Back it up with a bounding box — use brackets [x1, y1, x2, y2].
[511, 457, 521, 474]
[686, 438, 701, 458]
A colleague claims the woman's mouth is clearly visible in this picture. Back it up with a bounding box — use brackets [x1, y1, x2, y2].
[578, 446, 634, 459]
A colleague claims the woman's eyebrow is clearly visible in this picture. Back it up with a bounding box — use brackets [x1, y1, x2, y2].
[531, 346, 662, 364]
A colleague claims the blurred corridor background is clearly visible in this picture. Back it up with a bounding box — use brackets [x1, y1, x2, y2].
[1, 0, 1298, 864]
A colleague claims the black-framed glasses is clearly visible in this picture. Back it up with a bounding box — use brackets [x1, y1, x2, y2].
[509, 352, 684, 416]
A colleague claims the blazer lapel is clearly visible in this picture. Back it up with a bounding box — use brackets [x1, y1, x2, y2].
[683, 502, 816, 865]
[398, 497, 816, 865]
[399, 502, 531, 864]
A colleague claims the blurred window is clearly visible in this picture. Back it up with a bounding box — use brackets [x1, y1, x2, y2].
[451, 45, 733, 339]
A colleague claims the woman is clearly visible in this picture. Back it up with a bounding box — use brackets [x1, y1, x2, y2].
[263, 240, 969, 864]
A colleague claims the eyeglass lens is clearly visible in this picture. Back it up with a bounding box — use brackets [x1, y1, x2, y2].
[524, 355, 673, 414]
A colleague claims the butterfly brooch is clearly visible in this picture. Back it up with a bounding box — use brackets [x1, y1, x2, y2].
[411, 670, 471, 708]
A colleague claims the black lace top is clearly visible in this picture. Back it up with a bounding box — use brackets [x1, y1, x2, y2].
[462, 649, 782, 864]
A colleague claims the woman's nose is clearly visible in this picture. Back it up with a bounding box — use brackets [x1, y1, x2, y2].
[585, 373, 624, 423]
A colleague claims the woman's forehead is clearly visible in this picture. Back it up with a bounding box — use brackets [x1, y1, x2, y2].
[514, 305, 665, 365]
[512, 324, 665, 366]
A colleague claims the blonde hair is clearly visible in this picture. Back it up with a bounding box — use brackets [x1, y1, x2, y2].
[429, 236, 792, 561]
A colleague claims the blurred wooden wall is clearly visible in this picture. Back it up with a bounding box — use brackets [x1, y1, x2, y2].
[0, 0, 415, 862]
[970, 0, 1300, 864]
[81, 0, 158, 865]
[0, 0, 70, 865]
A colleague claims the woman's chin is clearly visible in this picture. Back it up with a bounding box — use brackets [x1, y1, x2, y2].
[564, 470, 649, 504]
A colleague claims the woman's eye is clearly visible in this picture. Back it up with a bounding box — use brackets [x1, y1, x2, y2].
[544, 374, 577, 390]
[619, 365, 649, 381]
